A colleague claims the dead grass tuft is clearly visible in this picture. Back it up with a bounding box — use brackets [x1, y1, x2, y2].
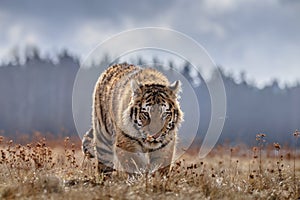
[0, 134, 299, 199]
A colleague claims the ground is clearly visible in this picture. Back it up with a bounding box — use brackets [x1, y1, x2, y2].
[0, 136, 299, 200]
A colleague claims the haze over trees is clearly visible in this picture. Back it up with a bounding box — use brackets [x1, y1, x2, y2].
[0, 48, 299, 145]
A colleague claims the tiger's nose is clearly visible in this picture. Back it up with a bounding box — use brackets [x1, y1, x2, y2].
[148, 104, 164, 135]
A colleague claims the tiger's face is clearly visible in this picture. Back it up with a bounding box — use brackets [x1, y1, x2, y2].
[127, 80, 182, 142]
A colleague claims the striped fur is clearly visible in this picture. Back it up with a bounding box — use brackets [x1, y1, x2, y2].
[82, 63, 183, 174]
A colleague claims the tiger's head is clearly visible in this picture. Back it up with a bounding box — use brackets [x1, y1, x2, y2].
[122, 79, 183, 144]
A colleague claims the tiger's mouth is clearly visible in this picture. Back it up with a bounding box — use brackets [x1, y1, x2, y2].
[151, 132, 161, 139]
[147, 132, 161, 140]
[142, 128, 163, 142]
[144, 131, 164, 142]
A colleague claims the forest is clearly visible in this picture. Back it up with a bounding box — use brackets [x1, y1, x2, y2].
[0, 48, 299, 146]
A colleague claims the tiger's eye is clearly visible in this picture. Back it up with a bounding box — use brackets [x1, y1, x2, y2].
[162, 112, 171, 118]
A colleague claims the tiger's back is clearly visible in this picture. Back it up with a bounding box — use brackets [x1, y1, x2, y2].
[82, 63, 183, 174]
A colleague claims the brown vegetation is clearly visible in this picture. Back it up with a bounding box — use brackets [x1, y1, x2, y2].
[0, 132, 299, 199]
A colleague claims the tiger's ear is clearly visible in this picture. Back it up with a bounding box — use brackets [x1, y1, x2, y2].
[131, 79, 142, 95]
[169, 80, 181, 95]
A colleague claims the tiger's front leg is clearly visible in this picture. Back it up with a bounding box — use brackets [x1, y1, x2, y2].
[149, 138, 176, 175]
[115, 133, 148, 174]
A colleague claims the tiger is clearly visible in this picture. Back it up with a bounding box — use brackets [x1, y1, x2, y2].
[82, 63, 183, 175]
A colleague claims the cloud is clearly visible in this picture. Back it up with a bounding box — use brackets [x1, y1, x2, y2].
[0, 0, 299, 85]
[202, 0, 238, 13]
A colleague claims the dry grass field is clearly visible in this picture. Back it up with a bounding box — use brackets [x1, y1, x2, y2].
[0, 133, 299, 200]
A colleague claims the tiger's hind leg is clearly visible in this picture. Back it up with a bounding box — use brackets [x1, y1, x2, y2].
[82, 128, 115, 174]
[82, 128, 95, 158]
[93, 125, 115, 174]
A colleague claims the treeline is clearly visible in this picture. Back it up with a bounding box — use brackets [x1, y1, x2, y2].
[0, 51, 79, 137]
[219, 72, 300, 145]
[0, 51, 299, 145]
[181, 63, 300, 146]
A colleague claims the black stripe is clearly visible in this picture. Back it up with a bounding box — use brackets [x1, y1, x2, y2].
[159, 91, 168, 97]
[174, 109, 178, 116]
[146, 103, 151, 106]
[120, 131, 144, 148]
[174, 109, 178, 122]
[144, 90, 153, 95]
[158, 93, 167, 99]
[145, 96, 153, 101]
[148, 141, 171, 152]
[169, 101, 174, 108]
[96, 131, 113, 146]
[168, 122, 175, 131]
[102, 113, 110, 134]
[134, 107, 138, 120]
[145, 95, 152, 101]
[145, 84, 165, 88]
[96, 146, 113, 155]
[130, 107, 133, 119]
[98, 158, 113, 166]
[99, 104, 106, 128]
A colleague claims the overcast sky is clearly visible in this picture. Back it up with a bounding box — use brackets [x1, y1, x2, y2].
[0, 0, 299, 87]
